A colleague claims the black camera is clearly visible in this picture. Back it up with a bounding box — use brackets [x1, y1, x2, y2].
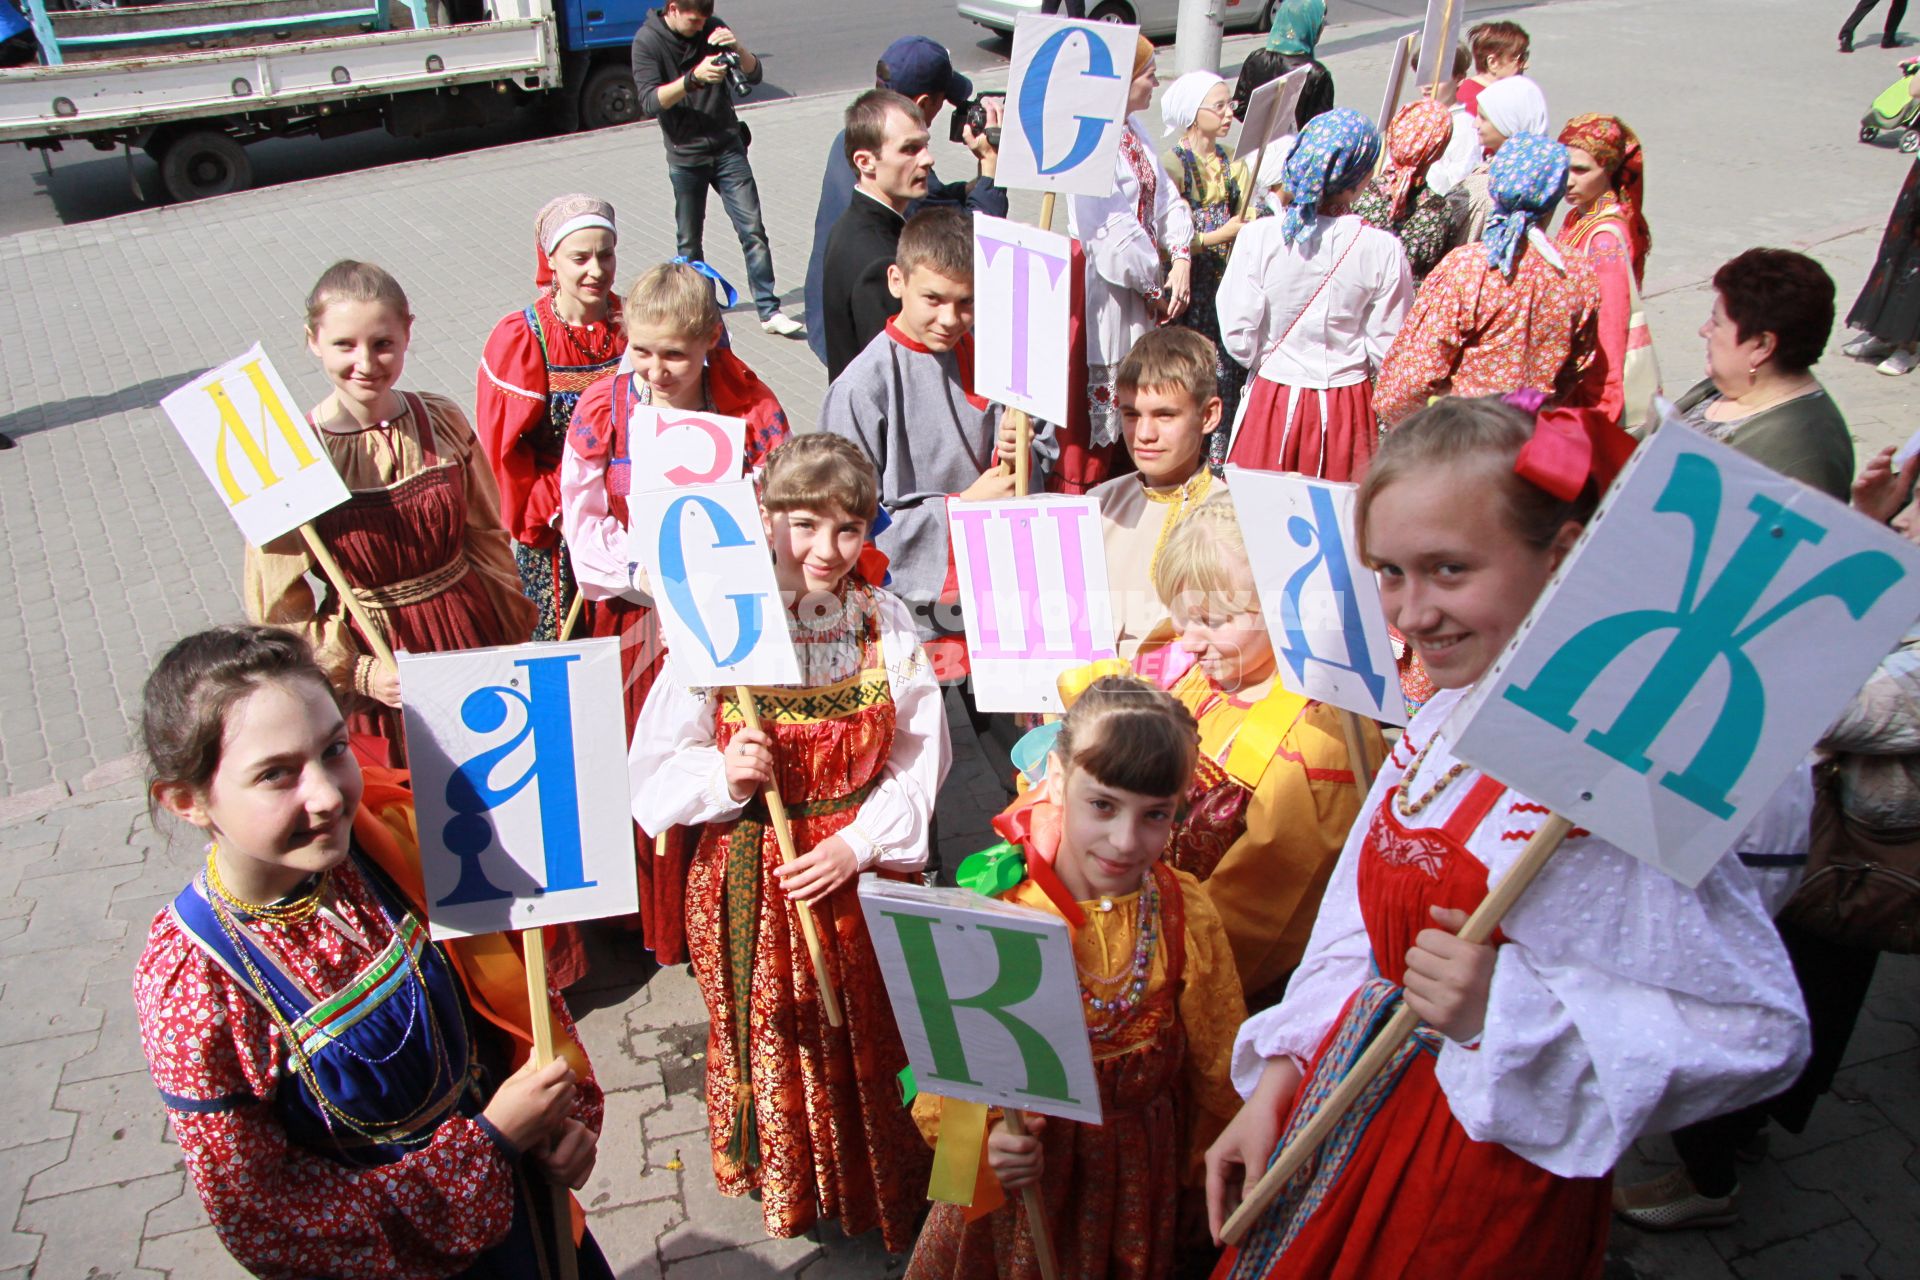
[712, 47, 751, 97]
[949, 93, 1004, 149]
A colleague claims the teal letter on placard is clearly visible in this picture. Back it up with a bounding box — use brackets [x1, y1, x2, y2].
[1504, 452, 1906, 817]
[882, 911, 1077, 1104]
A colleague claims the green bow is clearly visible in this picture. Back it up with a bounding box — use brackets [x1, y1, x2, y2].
[956, 840, 1027, 898]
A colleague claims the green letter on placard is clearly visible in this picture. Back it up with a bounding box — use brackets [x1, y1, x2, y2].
[881, 912, 1077, 1105]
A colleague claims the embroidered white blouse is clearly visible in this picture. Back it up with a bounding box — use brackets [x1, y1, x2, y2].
[1068, 114, 1197, 372]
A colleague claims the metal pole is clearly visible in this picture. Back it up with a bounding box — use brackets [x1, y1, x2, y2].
[1173, 0, 1225, 76]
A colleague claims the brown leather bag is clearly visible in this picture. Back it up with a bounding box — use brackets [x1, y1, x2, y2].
[1778, 762, 1920, 954]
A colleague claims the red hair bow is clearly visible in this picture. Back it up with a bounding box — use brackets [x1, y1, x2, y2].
[1506, 391, 1637, 502]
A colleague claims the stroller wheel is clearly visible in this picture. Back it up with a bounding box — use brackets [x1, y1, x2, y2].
[1902, 130, 1920, 153]
[1864, 124, 1882, 142]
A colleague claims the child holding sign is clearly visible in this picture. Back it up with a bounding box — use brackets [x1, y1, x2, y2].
[1203, 397, 1810, 1278]
[245, 261, 537, 770]
[1090, 327, 1229, 665]
[1149, 493, 1381, 1009]
[132, 625, 613, 1278]
[907, 675, 1246, 1279]
[563, 260, 791, 965]
[630, 434, 948, 1251]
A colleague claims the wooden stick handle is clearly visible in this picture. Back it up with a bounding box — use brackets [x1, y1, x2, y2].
[521, 930, 580, 1280]
[1038, 191, 1057, 232]
[299, 522, 396, 669]
[735, 687, 845, 1028]
[1001, 1111, 1060, 1280]
[1239, 140, 1268, 219]
[558, 591, 585, 642]
[1339, 710, 1375, 796]
[1220, 814, 1573, 1244]
[654, 830, 670, 858]
[1007, 409, 1033, 497]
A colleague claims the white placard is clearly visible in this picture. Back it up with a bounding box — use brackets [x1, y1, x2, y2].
[160, 344, 349, 546]
[948, 495, 1119, 713]
[1234, 64, 1313, 165]
[996, 15, 1138, 197]
[399, 638, 640, 940]
[1225, 468, 1407, 725]
[859, 879, 1102, 1125]
[1377, 32, 1417, 132]
[1893, 424, 1920, 468]
[1416, 0, 1466, 94]
[1449, 423, 1920, 887]
[627, 479, 801, 687]
[973, 213, 1074, 426]
[623, 403, 748, 494]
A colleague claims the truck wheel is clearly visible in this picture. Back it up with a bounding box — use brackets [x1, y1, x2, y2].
[579, 62, 640, 131]
[159, 131, 251, 201]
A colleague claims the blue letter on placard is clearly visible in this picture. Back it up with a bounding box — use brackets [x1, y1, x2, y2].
[1503, 452, 1906, 817]
[658, 493, 766, 669]
[1278, 486, 1390, 707]
[1018, 27, 1122, 177]
[440, 653, 597, 906]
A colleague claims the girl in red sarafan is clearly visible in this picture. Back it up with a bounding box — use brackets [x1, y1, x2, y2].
[475, 194, 627, 641]
[630, 434, 947, 1252]
[561, 260, 790, 965]
[132, 624, 612, 1279]
[246, 261, 537, 770]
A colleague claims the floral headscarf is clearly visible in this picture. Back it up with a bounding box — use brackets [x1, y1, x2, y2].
[1281, 107, 1381, 244]
[1558, 113, 1651, 281]
[533, 194, 615, 288]
[1161, 70, 1225, 139]
[1482, 133, 1569, 276]
[1378, 99, 1454, 222]
[1266, 0, 1326, 56]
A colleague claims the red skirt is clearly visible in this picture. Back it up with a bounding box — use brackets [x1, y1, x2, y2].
[1227, 378, 1379, 482]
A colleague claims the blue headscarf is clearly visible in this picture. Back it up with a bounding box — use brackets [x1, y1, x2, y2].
[1281, 107, 1381, 245]
[1266, 0, 1326, 56]
[1481, 134, 1570, 276]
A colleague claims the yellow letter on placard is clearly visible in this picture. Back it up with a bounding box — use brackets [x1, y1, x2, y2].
[204, 359, 317, 505]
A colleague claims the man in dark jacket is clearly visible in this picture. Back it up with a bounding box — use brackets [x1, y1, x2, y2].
[803, 35, 1006, 365]
[820, 89, 934, 381]
[631, 0, 803, 336]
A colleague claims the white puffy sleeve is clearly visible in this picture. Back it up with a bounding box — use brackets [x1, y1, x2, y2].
[838, 590, 952, 874]
[1215, 219, 1275, 369]
[1433, 790, 1812, 1177]
[628, 661, 742, 832]
[1069, 127, 1166, 296]
[560, 442, 649, 604]
[1364, 231, 1416, 372]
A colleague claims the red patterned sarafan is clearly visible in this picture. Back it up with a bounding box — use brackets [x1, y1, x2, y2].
[1365, 802, 1449, 879]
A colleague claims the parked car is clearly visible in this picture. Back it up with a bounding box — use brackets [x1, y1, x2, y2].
[958, 0, 1278, 40]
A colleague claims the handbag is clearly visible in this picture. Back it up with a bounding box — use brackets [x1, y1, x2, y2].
[1778, 761, 1920, 954]
[1620, 264, 1662, 438]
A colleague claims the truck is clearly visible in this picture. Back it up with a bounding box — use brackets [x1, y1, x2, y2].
[0, 0, 659, 201]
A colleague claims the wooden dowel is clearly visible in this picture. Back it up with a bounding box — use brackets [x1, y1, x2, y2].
[1339, 710, 1375, 795]
[522, 930, 579, 1280]
[1038, 191, 1056, 232]
[1008, 409, 1033, 497]
[299, 522, 396, 669]
[1239, 139, 1269, 219]
[735, 687, 845, 1028]
[558, 592, 585, 642]
[1220, 814, 1574, 1244]
[1002, 1111, 1060, 1280]
[654, 830, 669, 858]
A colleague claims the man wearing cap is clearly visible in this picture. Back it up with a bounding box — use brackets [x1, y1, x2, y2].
[803, 35, 1006, 366]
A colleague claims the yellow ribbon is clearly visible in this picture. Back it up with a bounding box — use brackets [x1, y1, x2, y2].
[1054, 657, 1147, 707]
[1224, 685, 1313, 790]
[927, 1096, 991, 1205]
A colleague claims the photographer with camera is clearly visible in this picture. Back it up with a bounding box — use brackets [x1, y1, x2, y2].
[803, 35, 1006, 367]
[631, 0, 804, 337]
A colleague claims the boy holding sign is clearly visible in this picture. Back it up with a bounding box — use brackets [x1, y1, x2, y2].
[133, 626, 613, 1278]
[563, 260, 791, 965]
[630, 435, 949, 1251]
[1204, 398, 1810, 1277]
[1148, 493, 1380, 1009]
[906, 675, 1245, 1278]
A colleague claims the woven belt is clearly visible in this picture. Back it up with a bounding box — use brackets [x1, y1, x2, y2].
[356, 558, 471, 611]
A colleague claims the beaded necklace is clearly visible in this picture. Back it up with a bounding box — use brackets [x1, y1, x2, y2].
[546, 290, 624, 364]
[1394, 731, 1469, 818]
[206, 845, 329, 926]
[1078, 871, 1160, 1031]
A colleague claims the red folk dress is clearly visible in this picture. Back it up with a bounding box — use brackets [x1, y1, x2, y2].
[475, 293, 626, 639]
[561, 352, 790, 965]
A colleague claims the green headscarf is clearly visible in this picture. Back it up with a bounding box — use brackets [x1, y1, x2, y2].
[1266, 0, 1326, 56]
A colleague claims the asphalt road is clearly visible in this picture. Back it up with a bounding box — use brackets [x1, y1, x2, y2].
[0, 0, 1558, 235]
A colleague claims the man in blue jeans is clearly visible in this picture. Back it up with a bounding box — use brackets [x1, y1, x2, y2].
[631, 0, 804, 336]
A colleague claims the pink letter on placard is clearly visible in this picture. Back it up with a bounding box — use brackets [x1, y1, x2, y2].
[950, 506, 1009, 658]
[1046, 504, 1109, 659]
[657, 414, 734, 485]
[977, 236, 1068, 399]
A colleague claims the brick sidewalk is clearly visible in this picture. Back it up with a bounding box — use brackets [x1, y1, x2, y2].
[1, 1, 1917, 1275]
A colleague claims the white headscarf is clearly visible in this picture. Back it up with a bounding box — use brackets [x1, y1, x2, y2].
[1476, 75, 1550, 141]
[1161, 70, 1225, 139]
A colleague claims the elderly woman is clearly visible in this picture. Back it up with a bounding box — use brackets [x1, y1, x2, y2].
[1446, 73, 1550, 251]
[1374, 134, 1600, 424]
[1067, 36, 1194, 488]
[1163, 70, 1254, 459]
[1353, 99, 1458, 281]
[1556, 115, 1655, 427]
[1217, 108, 1412, 481]
[1672, 249, 1853, 499]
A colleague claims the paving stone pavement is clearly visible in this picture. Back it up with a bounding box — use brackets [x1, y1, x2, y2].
[1, 0, 1918, 1274]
